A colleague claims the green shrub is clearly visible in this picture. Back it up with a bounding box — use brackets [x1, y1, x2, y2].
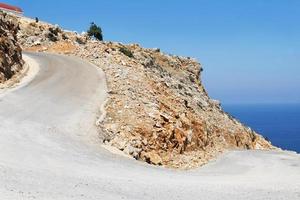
[87, 22, 103, 41]
[119, 47, 134, 58]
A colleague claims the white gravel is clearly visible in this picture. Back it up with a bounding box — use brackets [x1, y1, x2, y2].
[0, 53, 299, 200]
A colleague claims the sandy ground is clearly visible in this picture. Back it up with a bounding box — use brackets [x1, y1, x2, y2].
[0, 53, 299, 200]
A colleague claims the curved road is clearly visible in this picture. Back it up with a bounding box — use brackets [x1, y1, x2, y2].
[0, 53, 299, 200]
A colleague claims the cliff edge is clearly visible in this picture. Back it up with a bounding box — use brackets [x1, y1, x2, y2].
[0, 11, 23, 84]
[15, 15, 274, 169]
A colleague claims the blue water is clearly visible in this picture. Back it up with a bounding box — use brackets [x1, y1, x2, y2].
[223, 104, 300, 153]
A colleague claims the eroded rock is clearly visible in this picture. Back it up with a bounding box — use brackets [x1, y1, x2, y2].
[0, 11, 23, 83]
[16, 15, 275, 169]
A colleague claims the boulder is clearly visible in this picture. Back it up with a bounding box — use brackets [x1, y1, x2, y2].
[143, 151, 163, 165]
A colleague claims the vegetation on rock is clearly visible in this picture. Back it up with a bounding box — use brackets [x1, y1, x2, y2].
[119, 46, 134, 58]
[87, 22, 103, 41]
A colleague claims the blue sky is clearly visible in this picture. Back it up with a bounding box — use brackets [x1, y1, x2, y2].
[5, 0, 300, 104]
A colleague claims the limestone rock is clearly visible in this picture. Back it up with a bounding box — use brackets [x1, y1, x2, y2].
[0, 11, 23, 83]
[15, 14, 274, 169]
[142, 151, 163, 165]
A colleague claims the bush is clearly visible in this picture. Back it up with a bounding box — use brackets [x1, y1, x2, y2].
[47, 26, 61, 42]
[47, 33, 58, 42]
[49, 26, 61, 35]
[119, 46, 134, 58]
[62, 33, 68, 40]
[87, 22, 103, 41]
[76, 36, 86, 45]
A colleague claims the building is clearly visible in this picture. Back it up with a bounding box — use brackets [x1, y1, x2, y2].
[0, 2, 23, 15]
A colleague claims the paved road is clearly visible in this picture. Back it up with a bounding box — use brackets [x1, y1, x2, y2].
[0, 53, 300, 200]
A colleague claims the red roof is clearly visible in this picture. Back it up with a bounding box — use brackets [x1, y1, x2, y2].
[0, 2, 23, 13]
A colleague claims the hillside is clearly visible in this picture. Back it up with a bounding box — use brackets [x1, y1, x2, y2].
[0, 11, 23, 83]
[14, 14, 274, 169]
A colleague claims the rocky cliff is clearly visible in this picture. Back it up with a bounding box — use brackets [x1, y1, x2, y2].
[16, 16, 274, 169]
[0, 11, 23, 83]
[75, 42, 274, 168]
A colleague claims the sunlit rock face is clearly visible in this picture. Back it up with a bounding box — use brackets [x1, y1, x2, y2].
[17, 15, 274, 169]
[0, 11, 23, 83]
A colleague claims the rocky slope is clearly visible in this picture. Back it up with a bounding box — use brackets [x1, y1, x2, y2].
[0, 11, 23, 83]
[16, 15, 274, 169]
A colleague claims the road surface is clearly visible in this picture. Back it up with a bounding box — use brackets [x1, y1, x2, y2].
[0, 53, 299, 200]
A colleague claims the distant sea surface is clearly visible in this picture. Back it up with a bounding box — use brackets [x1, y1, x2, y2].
[223, 104, 300, 153]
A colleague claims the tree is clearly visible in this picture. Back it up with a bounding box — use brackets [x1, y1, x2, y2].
[87, 22, 103, 41]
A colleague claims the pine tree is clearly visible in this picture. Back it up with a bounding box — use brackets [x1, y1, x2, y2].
[87, 22, 103, 41]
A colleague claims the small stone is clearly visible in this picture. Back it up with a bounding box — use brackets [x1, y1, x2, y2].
[143, 151, 162, 165]
[142, 138, 148, 146]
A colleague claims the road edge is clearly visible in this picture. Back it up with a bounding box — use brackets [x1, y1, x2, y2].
[0, 54, 40, 98]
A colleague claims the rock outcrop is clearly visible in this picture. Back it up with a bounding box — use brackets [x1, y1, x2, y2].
[0, 11, 23, 83]
[16, 16, 87, 54]
[17, 15, 274, 169]
[74, 42, 274, 168]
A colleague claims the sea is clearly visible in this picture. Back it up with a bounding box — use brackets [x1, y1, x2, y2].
[223, 104, 300, 153]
